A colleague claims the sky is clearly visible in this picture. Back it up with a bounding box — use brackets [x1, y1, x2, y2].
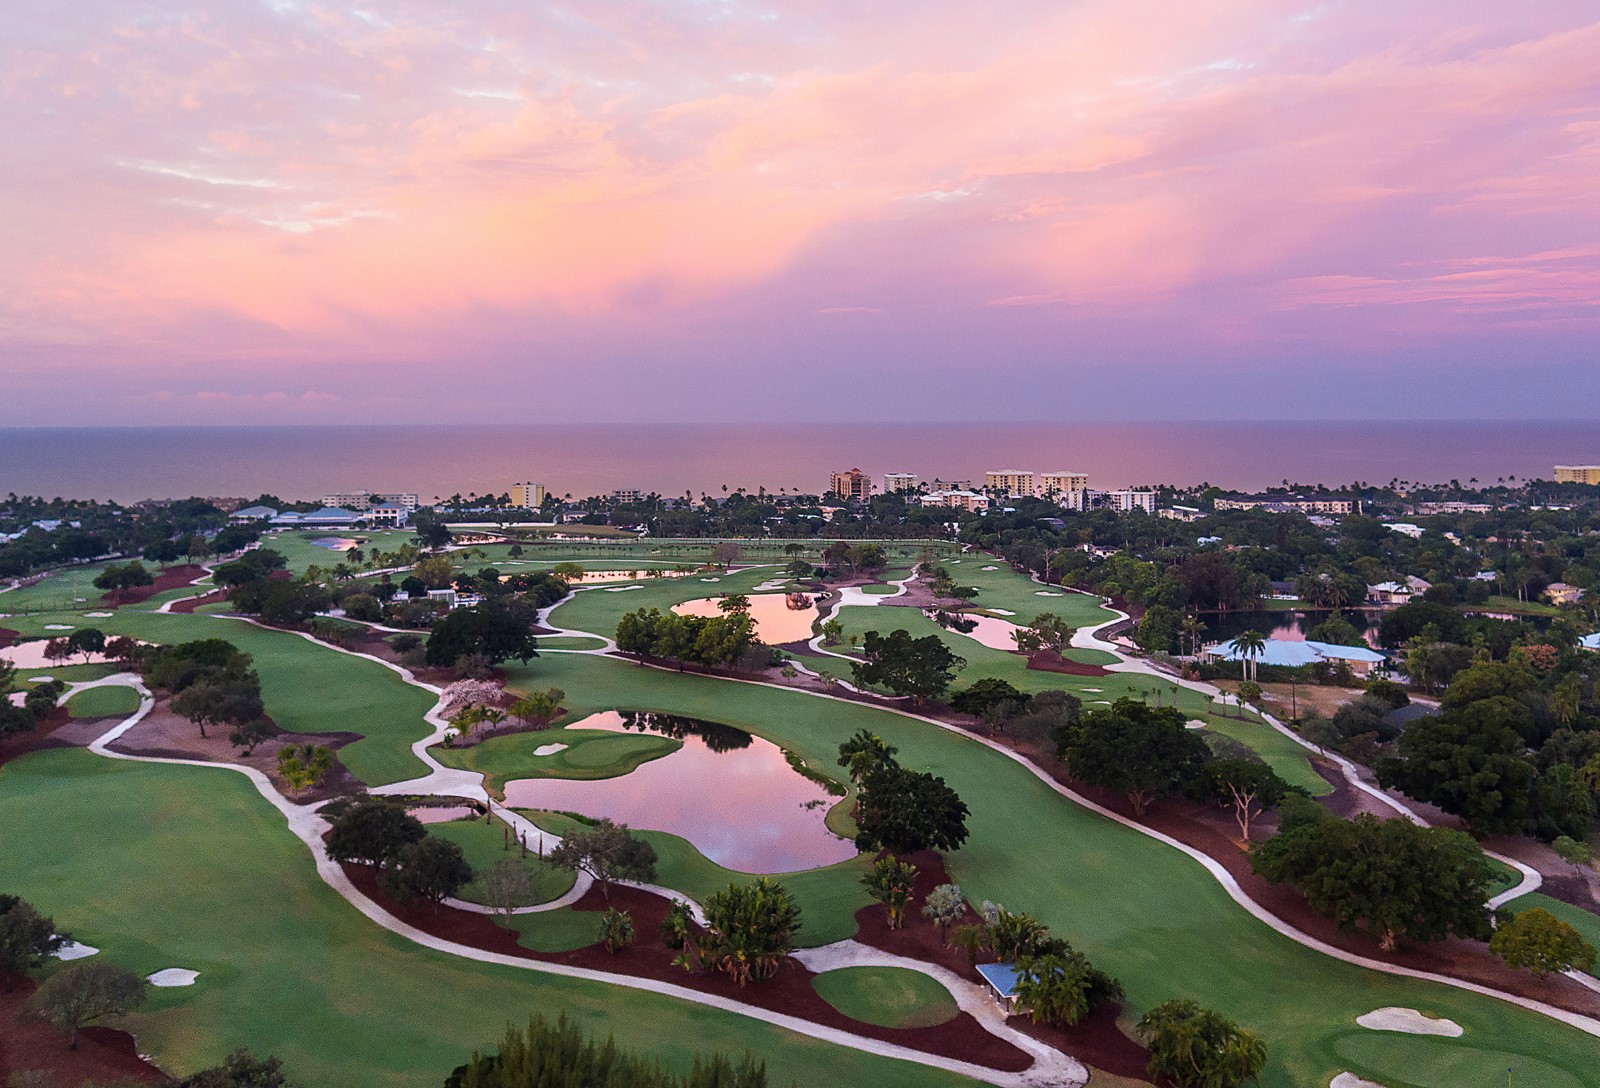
[3, 0, 1598, 425]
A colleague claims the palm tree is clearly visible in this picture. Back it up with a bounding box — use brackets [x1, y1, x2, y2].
[1233, 629, 1267, 682]
[1181, 614, 1205, 657]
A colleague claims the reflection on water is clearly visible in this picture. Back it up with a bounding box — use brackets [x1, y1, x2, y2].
[310, 536, 360, 550]
[502, 710, 854, 873]
[952, 613, 1025, 651]
[409, 804, 479, 824]
[672, 593, 819, 644]
[1201, 610, 1384, 648]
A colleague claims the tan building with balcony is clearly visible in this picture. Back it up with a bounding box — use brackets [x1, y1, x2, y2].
[829, 468, 874, 503]
[1555, 466, 1600, 485]
[984, 470, 1035, 498]
[510, 482, 547, 508]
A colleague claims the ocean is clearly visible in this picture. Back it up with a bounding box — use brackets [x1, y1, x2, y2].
[1, 421, 1597, 504]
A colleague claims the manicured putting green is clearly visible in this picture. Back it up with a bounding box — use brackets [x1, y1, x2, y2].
[811, 966, 959, 1029]
[1334, 1032, 1586, 1088]
[433, 726, 680, 794]
[65, 684, 141, 719]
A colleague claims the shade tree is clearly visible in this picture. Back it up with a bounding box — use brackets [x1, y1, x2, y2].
[547, 818, 657, 899]
[850, 629, 965, 704]
[1059, 698, 1210, 816]
[25, 960, 146, 1050]
[325, 797, 426, 869]
[1137, 999, 1267, 1088]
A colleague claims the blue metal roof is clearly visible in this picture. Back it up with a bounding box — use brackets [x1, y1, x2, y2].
[976, 962, 1020, 999]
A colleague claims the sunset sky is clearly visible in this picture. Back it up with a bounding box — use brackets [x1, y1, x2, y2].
[5, 1, 1598, 424]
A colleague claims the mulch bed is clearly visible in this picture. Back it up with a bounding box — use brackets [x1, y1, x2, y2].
[167, 588, 229, 614]
[0, 975, 166, 1085]
[0, 628, 16, 650]
[106, 696, 362, 805]
[0, 706, 76, 771]
[341, 865, 1032, 1074]
[1024, 650, 1110, 677]
[105, 564, 209, 606]
[850, 850, 1153, 1080]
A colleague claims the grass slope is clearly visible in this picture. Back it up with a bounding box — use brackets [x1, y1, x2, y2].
[424, 814, 577, 907]
[65, 684, 141, 719]
[435, 725, 681, 795]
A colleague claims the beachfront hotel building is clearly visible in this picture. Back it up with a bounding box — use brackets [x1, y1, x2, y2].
[322, 490, 420, 513]
[922, 490, 990, 512]
[1555, 466, 1600, 485]
[510, 482, 547, 508]
[985, 470, 1036, 498]
[883, 472, 920, 493]
[1099, 489, 1157, 514]
[829, 468, 874, 503]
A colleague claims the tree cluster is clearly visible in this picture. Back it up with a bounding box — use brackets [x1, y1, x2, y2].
[614, 607, 758, 672]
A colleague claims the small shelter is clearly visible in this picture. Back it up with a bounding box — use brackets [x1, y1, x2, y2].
[976, 962, 1021, 1015]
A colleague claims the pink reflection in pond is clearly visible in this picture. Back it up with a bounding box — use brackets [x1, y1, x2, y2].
[503, 711, 854, 874]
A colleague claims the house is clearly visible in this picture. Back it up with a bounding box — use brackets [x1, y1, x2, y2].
[1160, 505, 1205, 522]
[230, 505, 278, 523]
[976, 963, 1022, 1015]
[1367, 576, 1431, 605]
[1385, 523, 1425, 539]
[1205, 637, 1386, 678]
[1545, 582, 1584, 606]
[921, 490, 990, 512]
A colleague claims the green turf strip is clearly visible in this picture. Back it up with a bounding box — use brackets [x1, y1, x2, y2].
[811, 967, 959, 1029]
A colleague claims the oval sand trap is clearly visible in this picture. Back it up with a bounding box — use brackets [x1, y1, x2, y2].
[147, 968, 200, 987]
[83, 611, 114, 618]
[533, 743, 569, 756]
[1356, 1008, 1462, 1037]
[44, 624, 74, 631]
[1331, 1075, 1385, 1088]
[54, 940, 99, 961]
[1035, 590, 1063, 597]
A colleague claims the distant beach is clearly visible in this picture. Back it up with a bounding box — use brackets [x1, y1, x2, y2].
[3, 420, 1597, 502]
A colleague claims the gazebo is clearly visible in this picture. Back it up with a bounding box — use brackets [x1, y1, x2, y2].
[976, 962, 1021, 1014]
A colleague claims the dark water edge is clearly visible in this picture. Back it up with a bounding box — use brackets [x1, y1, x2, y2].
[3, 420, 1598, 503]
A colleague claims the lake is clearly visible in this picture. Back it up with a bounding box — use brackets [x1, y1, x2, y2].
[502, 710, 855, 873]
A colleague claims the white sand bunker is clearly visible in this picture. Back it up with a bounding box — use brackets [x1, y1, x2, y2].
[533, 743, 569, 757]
[990, 608, 1016, 616]
[1330, 1075, 1386, 1088]
[53, 939, 98, 961]
[604, 585, 643, 592]
[83, 611, 114, 618]
[1082, 687, 1101, 692]
[701, 577, 720, 582]
[1186, 719, 1208, 730]
[147, 968, 199, 987]
[753, 580, 787, 592]
[6, 692, 23, 707]
[1035, 591, 1063, 597]
[981, 565, 998, 571]
[1356, 1008, 1462, 1037]
[44, 624, 74, 630]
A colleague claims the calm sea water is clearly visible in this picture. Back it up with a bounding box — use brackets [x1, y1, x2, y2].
[1, 421, 1597, 503]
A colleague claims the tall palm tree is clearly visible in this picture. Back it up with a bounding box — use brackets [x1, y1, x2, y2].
[1181, 614, 1205, 657]
[1234, 629, 1268, 682]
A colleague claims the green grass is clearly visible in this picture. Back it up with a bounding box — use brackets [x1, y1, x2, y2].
[1332, 1032, 1586, 1088]
[1485, 858, 1525, 901]
[65, 684, 141, 719]
[434, 725, 681, 796]
[495, 653, 1600, 1088]
[424, 815, 577, 907]
[1479, 595, 1563, 617]
[811, 967, 959, 1029]
[0, 748, 980, 1088]
[1200, 717, 1331, 797]
[13, 662, 118, 688]
[537, 636, 609, 650]
[1497, 893, 1600, 977]
[937, 559, 1118, 629]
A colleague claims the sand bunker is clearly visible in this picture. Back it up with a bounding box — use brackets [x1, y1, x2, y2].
[533, 743, 569, 756]
[1035, 591, 1063, 597]
[1, 642, 123, 669]
[54, 940, 99, 961]
[83, 611, 114, 618]
[44, 624, 74, 631]
[981, 565, 998, 571]
[1186, 719, 1208, 730]
[147, 968, 199, 987]
[1355, 1008, 1462, 1037]
[604, 585, 643, 592]
[701, 577, 720, 582]
[1330, 1075, 1386, 1088]
[989, 608, 1016, 616]
[6, 692, 23, 707]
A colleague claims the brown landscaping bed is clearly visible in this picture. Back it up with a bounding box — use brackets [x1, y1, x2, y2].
[167, 588, 229, 613]
[0, 706, 84, 770]
[341, 865, 1033, 1073]
[106, 696, 361, 805]
[105, 564, 208, 606]
[0, 975, 166, 1085]
[1024, 650, 1110, 677]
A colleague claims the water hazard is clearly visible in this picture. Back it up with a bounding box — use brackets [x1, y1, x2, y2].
[672, 593, 820, 644]
[502, 710, 854, 873]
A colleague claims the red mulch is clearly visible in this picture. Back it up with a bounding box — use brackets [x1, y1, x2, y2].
[166, 588, 229, 614]
[1024, 651, 1110, 677]
[0, 628, 16, 650]
[0, 706, 75, 771]
[0, 975, 166, 1085]
[104, 565, 208, 606]
[341, 865, 1032, 1074]
[851, 850, 1153, 1080]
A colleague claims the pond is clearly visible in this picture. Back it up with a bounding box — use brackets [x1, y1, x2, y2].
[309, 536, 360, 551]
[673, 592, 820, 645]
[502, 710, 854, 873]
[1200, 609, 1386, 648]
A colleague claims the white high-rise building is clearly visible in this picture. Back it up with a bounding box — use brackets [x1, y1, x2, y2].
[322, 490, 419, 512]
[1039, 472, 1089, 496]
[883, 472, 920, 493]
